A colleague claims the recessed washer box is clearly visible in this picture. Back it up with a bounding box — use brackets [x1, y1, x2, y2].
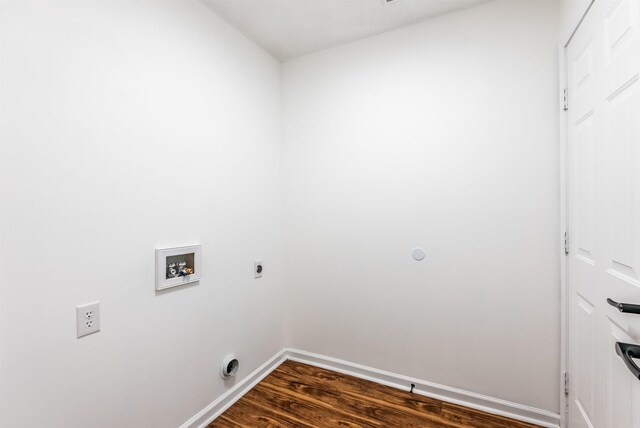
[155, 244, 201, 291]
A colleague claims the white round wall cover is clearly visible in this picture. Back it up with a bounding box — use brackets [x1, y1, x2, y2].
[412, 248, 426, 261]
[220, 355, 239, 379]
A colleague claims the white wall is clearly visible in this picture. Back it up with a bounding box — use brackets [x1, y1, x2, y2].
[283, 0, 561, 413]
[560, 0, 593, 45]
[0, 1, 285, 427]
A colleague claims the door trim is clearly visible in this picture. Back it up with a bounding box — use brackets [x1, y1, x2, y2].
[558, 42, 568, 428]
[559, 2, 595, 428]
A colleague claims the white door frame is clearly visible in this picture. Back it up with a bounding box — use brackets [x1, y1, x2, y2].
[559, 2, 595, 428]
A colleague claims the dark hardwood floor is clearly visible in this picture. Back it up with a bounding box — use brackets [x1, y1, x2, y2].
[208, 360, 540, 428]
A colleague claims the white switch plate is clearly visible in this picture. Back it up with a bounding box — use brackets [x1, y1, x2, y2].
[76, 302, 100, 338]
[254, 260, 263, 278]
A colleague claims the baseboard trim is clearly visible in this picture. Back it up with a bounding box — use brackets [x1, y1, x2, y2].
[182, 347, 561, 428]
[286, 348, 560, 428]
[179, 349, 288, 428]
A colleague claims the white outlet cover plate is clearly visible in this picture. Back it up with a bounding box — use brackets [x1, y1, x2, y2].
[76, 301, 100, 338]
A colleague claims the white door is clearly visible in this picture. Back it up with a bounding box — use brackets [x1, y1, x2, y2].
[567, 0, 640, 427]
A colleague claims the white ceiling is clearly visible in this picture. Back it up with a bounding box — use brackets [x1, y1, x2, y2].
[201, 0, 491, 62]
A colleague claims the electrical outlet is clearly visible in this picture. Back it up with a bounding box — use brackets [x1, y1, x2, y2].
[254, 260, 263, 278]
[76, 302, 100, 338]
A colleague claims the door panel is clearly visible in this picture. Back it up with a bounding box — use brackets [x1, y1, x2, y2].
[575, 113, 596, 265]
[603, 0, 638, 91]
[568, 6, 600, 427]
[567, 1, 640, 427]
[605, 80, 640, 288]
[576, 294, 596, 426]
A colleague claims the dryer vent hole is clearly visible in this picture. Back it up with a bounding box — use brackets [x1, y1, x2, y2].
[221, 356, 240, 379]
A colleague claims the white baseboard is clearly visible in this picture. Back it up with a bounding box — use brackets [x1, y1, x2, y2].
[179, 349, 288, 428]
[182, 347, 561, 428]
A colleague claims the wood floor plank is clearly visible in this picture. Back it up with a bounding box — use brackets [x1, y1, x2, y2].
[210, 398, 313, 428]
[273, 362, 450, 427]
[441, 402, 539, 428]
[250, 383, 379, 427]
[275, 360, 444, 419]
[208, 361, 542, 428]
[256, 367, 341, 407]
[211, 415, 250, 428]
